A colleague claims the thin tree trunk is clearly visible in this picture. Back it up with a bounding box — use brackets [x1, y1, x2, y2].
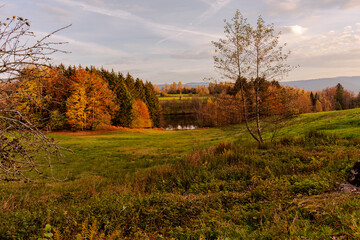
[255, 83, 264, 144]
[239, 77, 260, 144]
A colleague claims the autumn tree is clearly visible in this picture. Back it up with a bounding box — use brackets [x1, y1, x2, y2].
[131, 100, 152, 128]
[178, 81, 183, 95]
[10, 66, 72, 130]
[169, 82, 178, 94]
[10, 67, 50, 125]
[66, 68, 117, 130]
[213, 10, 292, 145]
[163, 83, 169, 94]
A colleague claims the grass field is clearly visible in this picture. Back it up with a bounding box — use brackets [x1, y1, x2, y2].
[1, 108, 360, 239]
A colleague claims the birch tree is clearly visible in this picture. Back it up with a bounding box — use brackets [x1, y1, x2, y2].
[213, 10, 292, 145]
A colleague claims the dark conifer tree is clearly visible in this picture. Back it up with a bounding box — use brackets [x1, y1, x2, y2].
[134, 78, 146, 102]
[125, 73, 136, 95]
[335, 83, 344, 110]
[112, 77, 133, 127]
[144, 81, 160, 127]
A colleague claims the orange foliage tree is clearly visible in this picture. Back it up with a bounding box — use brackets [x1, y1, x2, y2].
[131, 100, 152, 128]
[66, 68, 117, 130]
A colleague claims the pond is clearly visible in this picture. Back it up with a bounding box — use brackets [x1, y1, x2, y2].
[160, 113, 198, 130]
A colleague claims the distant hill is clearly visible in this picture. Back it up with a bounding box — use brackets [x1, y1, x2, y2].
[281, 76, 360, 93]
[158, 76, 360, 93]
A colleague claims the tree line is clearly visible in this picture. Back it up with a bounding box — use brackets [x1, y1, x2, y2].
[8, 65, 160, 131]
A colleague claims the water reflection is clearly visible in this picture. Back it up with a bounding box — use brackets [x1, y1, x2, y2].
[163, 125, 197, 131]
[160, 113, 198, 130]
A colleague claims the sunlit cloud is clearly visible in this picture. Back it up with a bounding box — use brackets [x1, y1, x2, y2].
[265, 0, 360, 15]
[280, 25, 308, 35]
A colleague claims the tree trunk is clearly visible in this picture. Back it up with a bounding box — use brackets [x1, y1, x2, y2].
[238, 77, 261, 145]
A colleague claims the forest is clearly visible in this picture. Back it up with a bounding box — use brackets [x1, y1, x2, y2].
[10, 65, 360, 132]
[8, 65, 160, 131]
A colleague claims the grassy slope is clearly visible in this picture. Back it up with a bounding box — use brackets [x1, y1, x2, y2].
[0, 108, 360, 239]
[278, 108, 360, 138]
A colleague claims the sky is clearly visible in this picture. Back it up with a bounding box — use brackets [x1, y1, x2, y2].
[1, 0, 360, 84]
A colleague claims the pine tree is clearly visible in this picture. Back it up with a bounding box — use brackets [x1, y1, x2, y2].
[112, 77, 133, 127]
[134, 78, 146, 102]
[335, 83, 344, 110]
[125, 73, 136, 95]
[144, 81, 160, 127]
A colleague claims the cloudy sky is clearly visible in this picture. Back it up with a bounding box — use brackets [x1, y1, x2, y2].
[1, 0, 360, 84]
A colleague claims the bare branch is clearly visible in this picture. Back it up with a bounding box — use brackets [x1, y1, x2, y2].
[0, 16, 70, 181]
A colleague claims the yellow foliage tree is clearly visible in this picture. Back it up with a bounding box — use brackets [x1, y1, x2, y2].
[66, 69, 117, 130]
[10, 67, 57, 125]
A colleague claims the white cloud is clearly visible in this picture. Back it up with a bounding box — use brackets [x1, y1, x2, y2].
[286, 23, 360, 70]
[265, 0, 360, 15]
[280, 25, 308, 35]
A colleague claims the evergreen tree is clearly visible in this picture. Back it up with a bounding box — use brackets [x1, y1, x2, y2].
[64, 65, 76, 78]
[112, 77, 133, 127]
[335, 83, 344, 110]
[310, 91, 319, 111]
[134, 78, 146, 102]
[144, 81, 160, 127]
[125, 73, 136, 95]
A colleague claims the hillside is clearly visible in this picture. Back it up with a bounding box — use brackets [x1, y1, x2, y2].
[159, 76, 360, 93]
[1, 109, 360, 239]
[281, 76, 360, 93]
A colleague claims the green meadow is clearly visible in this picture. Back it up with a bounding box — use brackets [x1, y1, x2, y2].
[1, 108, 360, 239]
[158, 94, 208, 101]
